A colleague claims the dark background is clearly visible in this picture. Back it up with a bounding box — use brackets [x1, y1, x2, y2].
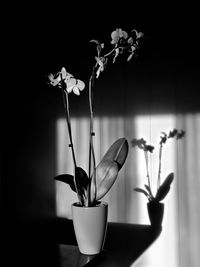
[1, 3, 199, 265]
[2, 1, 200, 218]
[3, 1, 200, 220]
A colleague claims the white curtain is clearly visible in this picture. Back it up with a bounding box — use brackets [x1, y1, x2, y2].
[176, 113, 200, 267]
[55, 113, 200, 267]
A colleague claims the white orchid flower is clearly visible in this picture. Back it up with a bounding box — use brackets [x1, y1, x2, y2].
[48, 73, 61, 86]
[65, 77, 85, 95]
[61, 67, 73, 80]
[111, 28, 128, 45]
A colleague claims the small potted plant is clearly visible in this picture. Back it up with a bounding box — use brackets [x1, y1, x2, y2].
[48, 27, 144, 254]
[131, 129, 185, 226]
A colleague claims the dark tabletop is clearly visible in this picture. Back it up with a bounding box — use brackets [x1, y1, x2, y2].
[2, 217, 161, 267]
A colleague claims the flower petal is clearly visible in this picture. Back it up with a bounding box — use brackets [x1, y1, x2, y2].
[77, 79, 85, 91]
[66, 77, 76, 87]
[67, 86, 73, 93]
[122, 30, 128, 39]
[48, 73, 61, 86]
[111, 28, 119, 39]
[119, 28, 128, 39]
[137, 31, 144, 39]
[72, 86, 80, 95]
[66, 78, 76, 93]
[111, 28, 120, 44]
[127, 53, 133, 62]
[61, 67, 67, 78]
[61, 67, 73, 80]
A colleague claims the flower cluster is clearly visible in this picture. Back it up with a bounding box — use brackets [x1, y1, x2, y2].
[91, 28, 144, 78]
[132, 129, 185, 202]
[48, 27, 143, 207]
[131, 138, 155, 153]
[48, 67, 85, 95]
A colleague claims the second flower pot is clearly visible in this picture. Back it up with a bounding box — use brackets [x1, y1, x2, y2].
[147, 201, 164, 227]
[72, 201, 108, 255]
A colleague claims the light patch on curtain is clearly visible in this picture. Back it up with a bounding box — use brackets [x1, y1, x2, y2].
[131, 114, 178, 267]
[56, 115, 178, 266]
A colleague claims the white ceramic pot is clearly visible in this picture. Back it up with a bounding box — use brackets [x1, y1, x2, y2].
[72, 201, 108, 255]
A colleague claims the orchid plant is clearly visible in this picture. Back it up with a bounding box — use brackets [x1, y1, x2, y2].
[48, 27, 144, 207]
[131, 129, 185, 203]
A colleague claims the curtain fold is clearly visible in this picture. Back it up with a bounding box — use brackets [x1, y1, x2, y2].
[176, 113, 200, 267]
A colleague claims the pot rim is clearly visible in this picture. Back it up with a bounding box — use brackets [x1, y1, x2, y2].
[72, 201, 108, 209]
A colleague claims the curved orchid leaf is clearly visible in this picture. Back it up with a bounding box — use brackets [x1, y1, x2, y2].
[54, 174, 76, 192]
[100, 138, 129, 170]
[155, 172, 174, 202]
[74, 167, 89, 191]
[90, 159, 119, 203]
[134, 187, 149, 197]
[90, 138, 129, 203]
[74, 167, 90, 206]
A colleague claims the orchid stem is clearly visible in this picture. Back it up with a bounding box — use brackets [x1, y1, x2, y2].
[61, 87, 85, 206]
[103, 45, 124, 58]
[144, 150, 153, 197]
[157, 143, 162, 189]
[88, 69, 96, 204]
[61, 87, 77, 168]
[144, 151, 150, 187]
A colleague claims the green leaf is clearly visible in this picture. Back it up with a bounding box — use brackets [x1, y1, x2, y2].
[90, 159, 119, 202]
[90, 138, 129, 203]
[155, 172, 174, 202]
[54, 174, 76, 192]
[100, 138, 129, 170]
[74, 167, 89, 191]
[74, 167, 90, 206]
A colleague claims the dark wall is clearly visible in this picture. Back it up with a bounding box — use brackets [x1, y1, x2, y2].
[2, 4, 200, 225]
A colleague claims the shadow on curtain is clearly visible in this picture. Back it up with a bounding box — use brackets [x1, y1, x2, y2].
[55, 113, 200, 266]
